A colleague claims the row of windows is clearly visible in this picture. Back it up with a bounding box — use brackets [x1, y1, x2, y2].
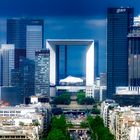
[0, 135, 28, 139]
[0, 111, 21, 113]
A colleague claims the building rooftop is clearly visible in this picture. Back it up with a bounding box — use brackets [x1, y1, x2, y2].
[116, 87, 139, 95]
[46, 39, 95, 46]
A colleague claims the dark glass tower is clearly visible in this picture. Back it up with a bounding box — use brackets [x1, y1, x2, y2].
[107, 8, 134, 98]
[11, 58, 35, 103]
[7, 18, 44, 68]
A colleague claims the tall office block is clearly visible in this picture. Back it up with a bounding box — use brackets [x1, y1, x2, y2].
[19, 58, 35, 98]
[26, 24, 43, 60]
[1, 44, 15, 86]
[7, 18, 44, 67]
[128, 26, 140, 92]
[7, 19, 26, 68]
[11, 58, 35, 103]
[35, 50, 50, 96]
[107, 8, 134, 98]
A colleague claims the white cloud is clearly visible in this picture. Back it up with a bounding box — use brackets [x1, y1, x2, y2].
[84, 19, 107, 28]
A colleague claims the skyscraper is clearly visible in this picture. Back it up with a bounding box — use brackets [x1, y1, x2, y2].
[26, 20, 44, 60]
[35, 50, 50, 96]
[11, 58, 35, 103]
[128, 26, 140, 92]
[107, 8, 134, 98]
[7, 18, 44, 68]
[1, 44, 15, 86]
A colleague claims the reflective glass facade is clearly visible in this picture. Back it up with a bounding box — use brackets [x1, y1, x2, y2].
[107, 8, 134, 98]
[26, 25, 43, 60]
[7, 19, 26, 68]
[11, 58, 35, 103]
[1, 44, 15, 86]
[35, 50, 50, 96]
[128, 27, 140, 91]
[7, 18, 44, 68]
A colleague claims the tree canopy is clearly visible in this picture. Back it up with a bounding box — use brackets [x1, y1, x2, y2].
[53, 93, 71, 105]
[46, 115, 71, 140]
[87, 115, 115, 140]
[77, 91, 95, 105]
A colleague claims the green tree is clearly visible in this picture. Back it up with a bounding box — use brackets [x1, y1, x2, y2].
[32, 120, 40, 126]
[19, 122, 24, 126]
[85, 97, 95, 105]
[77, 91, 95, 105]
[45, 115, 71, 140]
[46, 129, 66, 140]
[77, 91, 86, 104]
[91, 108, 100, 114]
[51, 115, 67, 134]
[80, 121, 88, 128]
[87, 115, 115, 140]
[54, 93, 71, 105]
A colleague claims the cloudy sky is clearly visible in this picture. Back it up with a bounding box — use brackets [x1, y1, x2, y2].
[0, 0, 140, 73]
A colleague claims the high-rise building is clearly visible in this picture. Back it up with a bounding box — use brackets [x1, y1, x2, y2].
[26, 24, 43, 60]
[128, 25, 140, 92]
[107, 8, 134, 98]
[7, 18, 44, 68]
[19, 58, 35, 98]
[11, 58, 35, 103]
[0, 44, 15, 86]
[35, 50, 50, 96]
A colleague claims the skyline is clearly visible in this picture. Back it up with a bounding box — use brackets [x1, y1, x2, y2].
[0, 1, 140, 73]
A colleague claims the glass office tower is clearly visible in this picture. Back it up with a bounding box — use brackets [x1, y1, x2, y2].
[7, 18, 44, 68]
[128, 26, 140, 92]
[11, 58, 35, 103]
[1, 44, 15, 86]
[35, 50, 50, 96]
[107, 8, 134, 98]
[26, 22, 43, 60]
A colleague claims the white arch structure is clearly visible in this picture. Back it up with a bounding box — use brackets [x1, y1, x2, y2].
[46, 39, 95, 87]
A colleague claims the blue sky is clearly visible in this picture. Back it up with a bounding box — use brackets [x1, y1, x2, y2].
[0, 0, 140, 73]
